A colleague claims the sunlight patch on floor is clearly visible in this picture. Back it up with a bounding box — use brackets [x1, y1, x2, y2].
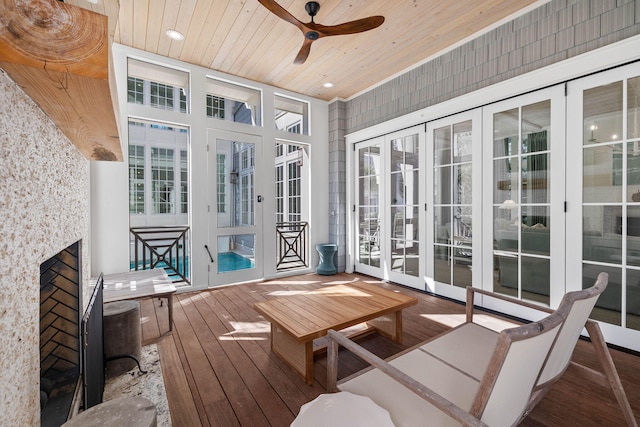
[218, 336, 268, 341]
[259, 280, 321, 285]
[420, 313, 519, 332]
[307, 284, 372, 297]
[228, 320, 271, 334]
[218, 320, 270, 341]
[267, 290, 309, 296]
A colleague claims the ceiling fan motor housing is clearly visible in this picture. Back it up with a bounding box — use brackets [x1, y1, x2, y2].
[305, 2, 320, 18]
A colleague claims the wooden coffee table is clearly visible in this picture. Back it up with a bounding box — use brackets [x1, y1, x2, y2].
[253, 281, 418, 384]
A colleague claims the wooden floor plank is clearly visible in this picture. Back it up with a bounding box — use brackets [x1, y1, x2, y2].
[173, 293, 236, 425]
[157, 334, 202, 427]
[137, 272, 639, 427]
[183, 292, 274, 427]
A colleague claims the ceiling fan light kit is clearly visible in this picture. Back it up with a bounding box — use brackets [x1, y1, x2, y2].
[257, 0, 385, 64]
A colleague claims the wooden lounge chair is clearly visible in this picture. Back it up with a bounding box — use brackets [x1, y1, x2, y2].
[317, 272, 636, 427]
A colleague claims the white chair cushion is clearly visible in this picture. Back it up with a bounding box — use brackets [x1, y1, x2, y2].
[291, 391, 395, 427]
[339, 349, 481, 427]
[419, 322, 499, 380]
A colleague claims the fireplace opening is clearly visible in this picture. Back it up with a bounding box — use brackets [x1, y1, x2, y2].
[40, 241, 82, 427]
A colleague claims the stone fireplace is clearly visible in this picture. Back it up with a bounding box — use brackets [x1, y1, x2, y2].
[1, 70, 91, 426]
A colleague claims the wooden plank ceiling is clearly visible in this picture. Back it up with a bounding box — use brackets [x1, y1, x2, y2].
[66, 0, 544, 101]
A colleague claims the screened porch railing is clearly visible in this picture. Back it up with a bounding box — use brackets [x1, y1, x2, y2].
[276, 222, 308, 271]
[130, 225, 190, 285]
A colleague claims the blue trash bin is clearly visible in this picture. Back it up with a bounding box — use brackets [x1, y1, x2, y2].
[316, 244, 337, 275]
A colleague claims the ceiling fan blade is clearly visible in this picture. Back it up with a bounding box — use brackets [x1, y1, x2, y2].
[314, 16, 385, 37]
[257, 0, 305, 31]
[294, 38, 313, 65]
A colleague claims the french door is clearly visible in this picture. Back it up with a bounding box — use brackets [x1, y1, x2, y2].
[566, 62, 640, 351]
[354, 137, 383, 278]
[481, 86, 566, 315]
[426, 110, 482, 300]
[353, 126, 424, 290]
[207, 129, 263, 286]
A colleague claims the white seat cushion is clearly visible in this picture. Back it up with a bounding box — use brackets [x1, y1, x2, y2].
[419, 322, 499, 380]
[339, 349, 481, 427]
[291, 391, 395, 427]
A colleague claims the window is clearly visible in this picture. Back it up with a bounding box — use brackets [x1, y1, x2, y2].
[217, 154, 226, 213]
[151, 147, 175, 214]
[179, 90, 187, 114]
[241, 174, 251, 225]
[206, 78, 261, 126]
[150, 82, 174, 111]
[287, 122, 301, 134]
[127, 77, 144, 105]
[275, 164, 284, 223]
[180, 150, 188, 214]
[207, 95, 225, 119]
[127, 58, 189, 113]
[288, 161, 301, 222]
[275, 94, 309, 135]
[242, 149, 249, 170]
[275, 143, 306, 224]
[129, 145, 145, 214]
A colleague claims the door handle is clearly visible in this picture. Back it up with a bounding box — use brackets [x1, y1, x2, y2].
[204, 245, 214, 263]
[257, 195, 263, 202]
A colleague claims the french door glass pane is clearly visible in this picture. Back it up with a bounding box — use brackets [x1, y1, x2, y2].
[583, 82, 623, 145]
[629, 77, 640, 139]
[390, 135, 419, 278]
[493, 101, 550, 305]
[434, 120, 472, 288]
[358, 145, 381, 268]
[581, 78, 638, 329]
[217, 234, 255, 273]
[583, 264, 622, 326]
[217, 140, 254, 227]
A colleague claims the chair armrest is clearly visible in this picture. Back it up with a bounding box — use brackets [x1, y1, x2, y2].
[326, 330, 488, 427]
[465, 286, 553, 323]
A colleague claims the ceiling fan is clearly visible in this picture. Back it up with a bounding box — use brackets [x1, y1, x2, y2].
[257, 0, 385, 64]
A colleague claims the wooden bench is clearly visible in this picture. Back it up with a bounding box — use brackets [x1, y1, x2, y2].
[253, 281, 417, 385]
[100, 269, 176, 332]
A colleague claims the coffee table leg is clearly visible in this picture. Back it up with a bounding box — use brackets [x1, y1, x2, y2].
[271, 325, 314, 385]
[366, 310, 403, 344]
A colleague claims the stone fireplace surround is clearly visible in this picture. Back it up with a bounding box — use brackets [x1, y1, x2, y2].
[0, 70, 91, 426]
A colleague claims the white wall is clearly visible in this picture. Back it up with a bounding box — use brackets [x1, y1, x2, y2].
[90, 160, 130, 275]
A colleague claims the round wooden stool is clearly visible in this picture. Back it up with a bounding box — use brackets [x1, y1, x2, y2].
[103, 300, 141, 377]
[63, 396, 156, 427]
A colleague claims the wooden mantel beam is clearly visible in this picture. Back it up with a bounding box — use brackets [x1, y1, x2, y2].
[0, 0, 122, 161]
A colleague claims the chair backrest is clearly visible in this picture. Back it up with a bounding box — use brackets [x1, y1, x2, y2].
[475, 306, 565, 427]
[536, 272, 608, 385]
[475, 272, 608, 427]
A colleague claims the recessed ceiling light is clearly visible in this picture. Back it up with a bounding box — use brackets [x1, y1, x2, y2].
[166, 30, 185, 41]
[322, 82, 334, 88]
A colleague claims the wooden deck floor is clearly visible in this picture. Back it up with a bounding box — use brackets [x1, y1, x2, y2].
[138, 272, 640, 427]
